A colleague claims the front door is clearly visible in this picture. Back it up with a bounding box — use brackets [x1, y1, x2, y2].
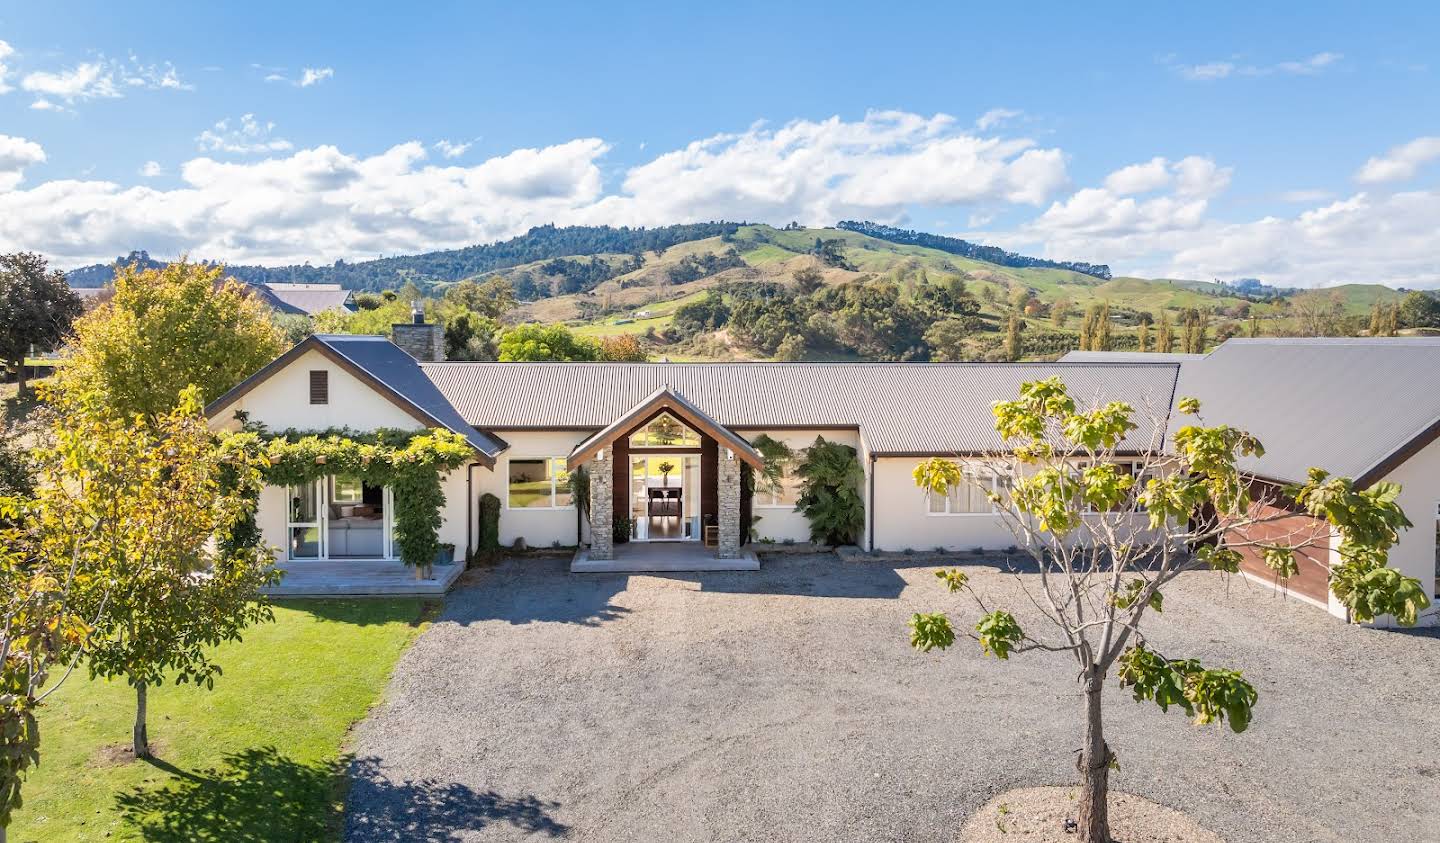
[629, 454, 700, 541]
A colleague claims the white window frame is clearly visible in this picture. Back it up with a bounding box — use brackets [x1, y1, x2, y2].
[287, 479, 325, 559]
[926, 469, 1004, 517]
[505, 457, 575, 510]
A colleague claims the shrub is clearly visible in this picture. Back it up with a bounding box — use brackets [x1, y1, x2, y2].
[613, 515, 634, 544]
[478, 493, 501, 552]
[794, 436, 865, 545]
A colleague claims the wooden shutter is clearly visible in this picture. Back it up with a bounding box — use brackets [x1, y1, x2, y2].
[309, 370, 329, 404]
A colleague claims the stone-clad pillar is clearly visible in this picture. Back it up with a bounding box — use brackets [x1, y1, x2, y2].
[717, 451, 741, 559]
[589, 450, 613, 560]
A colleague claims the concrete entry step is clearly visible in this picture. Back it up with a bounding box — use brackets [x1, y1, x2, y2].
[571, 544, 760, 573]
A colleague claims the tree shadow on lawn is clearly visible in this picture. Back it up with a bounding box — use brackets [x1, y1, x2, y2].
[272, 597, 441, 628]
[116, 746, 569, 842]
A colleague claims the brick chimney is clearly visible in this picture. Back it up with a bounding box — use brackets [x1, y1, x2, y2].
[391, 301, 444, 362]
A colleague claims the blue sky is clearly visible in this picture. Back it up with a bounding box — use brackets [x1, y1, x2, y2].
[1, 1, 1438, 287]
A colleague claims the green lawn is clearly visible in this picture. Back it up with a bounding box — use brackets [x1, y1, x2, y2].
[10, 598, 431, 843]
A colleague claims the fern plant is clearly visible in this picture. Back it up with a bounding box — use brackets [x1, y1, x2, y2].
[794, 436, 865, 545]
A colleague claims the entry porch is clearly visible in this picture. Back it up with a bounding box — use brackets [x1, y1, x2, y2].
[571, 541, 760, 573]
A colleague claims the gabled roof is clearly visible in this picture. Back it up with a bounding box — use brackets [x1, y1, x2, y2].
[423, 361, 1179, 456]
[204, 335, 505, 465]
[567, 387, 765, 470]
[252, 285, 355, 316]
[1172, 338, 1440, 486]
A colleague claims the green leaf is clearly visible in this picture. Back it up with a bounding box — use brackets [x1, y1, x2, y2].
[974, 611, 1024, 660]
[935, 568, 969, 593]
[908, 612, 955, 652]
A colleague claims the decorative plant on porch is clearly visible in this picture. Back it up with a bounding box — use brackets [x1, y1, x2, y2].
[794, 436, 864, 545]
[239, 426, 474, 578]
[906, 378, 1428, 843]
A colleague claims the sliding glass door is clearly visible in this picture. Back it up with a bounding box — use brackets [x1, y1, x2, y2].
[286, 476, 394, 560]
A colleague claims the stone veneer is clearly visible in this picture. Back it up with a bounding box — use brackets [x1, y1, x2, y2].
[717, 451, 741, 559]
[588, 450, 614, 560]
[392, 321, 444, 362]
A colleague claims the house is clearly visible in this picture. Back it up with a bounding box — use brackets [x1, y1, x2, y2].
[205, 325, 1438, 626]
[250, 282, 356, 316]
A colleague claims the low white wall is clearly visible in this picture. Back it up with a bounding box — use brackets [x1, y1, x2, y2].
[482, 430, 593, 549]
[1374, 435, 1440, 626]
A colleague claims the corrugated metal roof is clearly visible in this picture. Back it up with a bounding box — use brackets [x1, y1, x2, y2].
[421, 360, 1179, 455]
[315, 336, 507, 458]
[1173, 338, 1440, 483]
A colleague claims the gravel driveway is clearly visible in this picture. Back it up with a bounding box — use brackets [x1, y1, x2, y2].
[344, 553, 1440, 842]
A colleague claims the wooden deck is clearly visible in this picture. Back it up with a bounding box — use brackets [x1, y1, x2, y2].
[262, 559, 465, 597]
[571, 542, 760, 573]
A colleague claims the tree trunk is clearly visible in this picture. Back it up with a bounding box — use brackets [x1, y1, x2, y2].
[133, 682, 151, 760]
[7, 357, 24, 395]
[2, 818, 9, 843]
[1075, 674, 1112, 843]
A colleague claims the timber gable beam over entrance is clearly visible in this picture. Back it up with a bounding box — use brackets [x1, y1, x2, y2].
[566, 386, 765, 471]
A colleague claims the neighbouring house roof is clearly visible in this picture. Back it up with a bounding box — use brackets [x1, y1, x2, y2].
[422, 360, 1180, 456]
[205, 335, 506, 464]
[1172, 338, 1440, 486]
[251, 284, 355, 316]
[567, 387, 766, 470]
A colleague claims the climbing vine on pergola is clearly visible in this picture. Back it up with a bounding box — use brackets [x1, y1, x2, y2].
[220, 425, 474, 570]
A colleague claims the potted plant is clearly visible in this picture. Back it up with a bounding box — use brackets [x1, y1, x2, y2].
[658, 460, 676, 487]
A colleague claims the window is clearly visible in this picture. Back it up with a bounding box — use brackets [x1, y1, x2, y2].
[309, 370, 329, 404]
[755, 464, 800, 508]
[287, 480, 322, 558]
[508, 458, 573, 509]
[628, 412, 701, 448]
[927, 470, 1006, 515]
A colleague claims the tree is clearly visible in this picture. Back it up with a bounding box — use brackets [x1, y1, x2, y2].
[1137, 322, 1151, 353]
[1051, 297, 1072, 329]
[792, 266, 825, 295]
[1093, 302, 1113, 351]
[1369, 301, 1399, 337]
[1009, 286, 1033, 313]
[597, 334, 649, 362]
[1397, 291, 1440, 329]
[0, 504, 99, 843]
[1157, 311, 1175, 353]
[1289, 291, 1346, 338]
[1004, 314, 1023, 362]
[923, 319, 972, 362]
[0, 253, 83, 395]
[443, 312, 499, 361]
[794, 437, 865, 545]
[443, 276, 516, 321]
[29, 386, 277, 759]
[56, 260, 282, 420]
[774, 334, 806, 362]
[497, 324, 601, 362]
[909, 380, 1427, 842]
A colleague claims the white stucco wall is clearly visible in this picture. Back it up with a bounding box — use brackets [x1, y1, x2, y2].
[736, 429, 861, 544]
[211, 346, 481, 563]
[210, 347, 421, 433]
[1374, 434, 1440, 626]
[870, 457, 1021, 552]
[482, 430, 593, 549]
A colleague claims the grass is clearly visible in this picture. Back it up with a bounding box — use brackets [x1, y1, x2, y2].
[10, 598, 431, 842]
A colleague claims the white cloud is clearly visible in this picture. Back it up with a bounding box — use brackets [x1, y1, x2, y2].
[1173, 51, 1342, 80]
[1354, 136, 1440, 184]
[196, 114, 295, 155]
[0, 40, 14, 95]
[299, 67, 333, 87]
[19, 53, 189, 109]
[434, 139, 472, 159]
[0, 111, 1069, 268]
[1103, 157, 1171, 194]
[139, 161, 163, 178]
[0, 135, 46, 191]
[1278, 189, 1334, 202]
[975, 108, 1022, 131]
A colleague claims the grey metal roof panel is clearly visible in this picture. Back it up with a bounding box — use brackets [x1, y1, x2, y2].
[421, 361, 1180, 455]
[1172, 338, 1440, 483]
[1060, 351, 1205, 362]
[314, 335, 506, 459]
[262, 287, 354, 315]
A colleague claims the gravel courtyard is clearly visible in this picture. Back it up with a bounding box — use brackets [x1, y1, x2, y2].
[345, 553, 1440, 843]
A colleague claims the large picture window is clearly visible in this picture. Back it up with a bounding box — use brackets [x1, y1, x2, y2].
[927, 470, 1005, 516]
[286, 476, 395, 560]
[508, 458, 573, 509]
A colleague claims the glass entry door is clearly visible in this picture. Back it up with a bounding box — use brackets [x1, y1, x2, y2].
[630, 454, 700, 541]
[286, 477, 395, 560]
